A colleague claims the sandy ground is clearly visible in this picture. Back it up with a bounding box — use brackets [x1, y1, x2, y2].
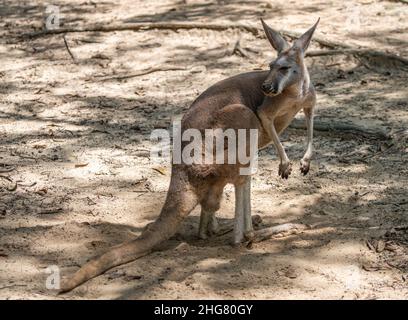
[0, 0, 408, 300]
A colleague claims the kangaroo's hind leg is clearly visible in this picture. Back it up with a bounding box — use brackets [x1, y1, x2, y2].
[243, 175, 253, 239]
[233, 175, 253, 245]
[198, 183, 224, 239]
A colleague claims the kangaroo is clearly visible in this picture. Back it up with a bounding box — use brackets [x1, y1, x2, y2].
[59, 18, 319, 293]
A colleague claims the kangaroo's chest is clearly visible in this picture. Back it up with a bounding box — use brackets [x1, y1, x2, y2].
[275, 98, 302, 117]
[257, 96, 306, 146]
[275, 98, 303, 115]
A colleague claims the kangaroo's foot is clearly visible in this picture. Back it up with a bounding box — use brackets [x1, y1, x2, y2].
[300, 158, 310, 175]
[208, 215, 219, 235]
[198, 211, 219, 239]
[278, 161, 292, 179]
[201, 215, 219, 239]
[199, 215, 262, 241]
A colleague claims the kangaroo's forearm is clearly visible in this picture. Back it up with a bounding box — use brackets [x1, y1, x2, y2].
[303, 111, 314, 161]
[300, 106, 314, 175]
[269, 123, 289, 164]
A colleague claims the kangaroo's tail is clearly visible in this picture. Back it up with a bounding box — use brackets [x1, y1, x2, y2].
[59, 166, 198, 293]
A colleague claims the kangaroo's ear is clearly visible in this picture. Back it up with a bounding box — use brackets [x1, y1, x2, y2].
[294, 18, 320, 52]
[261, 18, 289, 53]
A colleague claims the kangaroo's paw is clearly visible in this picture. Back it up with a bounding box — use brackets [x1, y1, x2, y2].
[300, 158, 310, 175]
[278, 161, 292, 179]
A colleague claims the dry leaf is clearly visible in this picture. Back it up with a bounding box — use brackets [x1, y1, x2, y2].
[75, 163, 89, 168]
[35, 187, 47, 195]
[152, 166, 166, 175]
[285, 269, 298, 279]
[362, 262, 390, 272]
[385, 242, 399, 252]
[376, 240, 385, 253]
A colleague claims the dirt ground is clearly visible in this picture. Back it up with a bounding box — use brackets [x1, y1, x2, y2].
[0, 0, 407, 300]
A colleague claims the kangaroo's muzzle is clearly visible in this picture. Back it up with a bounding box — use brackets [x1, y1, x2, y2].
[261, 82, 279, 96]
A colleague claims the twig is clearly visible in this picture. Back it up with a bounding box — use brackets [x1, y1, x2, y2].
[90, 129, 112, 135]
[0, 175, 12, 182]
[63, 35, 76, 62]
[96, 66, 186, 82]
[37, 207, 63, 215]
[0, 284, 26, 290]
[360, 143, 395, 160]
[230, 38, 249, 58]
[289, 117, 391, 140]
[18, 181, 37, 187]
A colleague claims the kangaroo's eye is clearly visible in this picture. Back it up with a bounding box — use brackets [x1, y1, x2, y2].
[279, 66, 290, 72]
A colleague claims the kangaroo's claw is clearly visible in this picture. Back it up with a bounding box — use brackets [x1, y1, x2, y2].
[300, 159, 310, 175]
[278, 162, 292, 179]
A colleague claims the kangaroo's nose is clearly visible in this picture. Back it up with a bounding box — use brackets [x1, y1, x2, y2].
[261, 83, 271, 93]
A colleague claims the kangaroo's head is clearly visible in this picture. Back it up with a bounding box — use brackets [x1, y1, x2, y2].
[260, 18, 319, 97]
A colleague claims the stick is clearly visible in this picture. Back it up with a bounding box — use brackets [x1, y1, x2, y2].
[96, 66, 186, 82]
[63, 35, 76, 62]
[22, 22, 338, 50]
[0, 284, 26, 290]
[306, 49, 408, 67]
[21, 22, 352, 50]
[247, 223, 308, 243]
[289, 117, 391, 140]
[22, 22, 406, 68]
[22, 22, 261, 38]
